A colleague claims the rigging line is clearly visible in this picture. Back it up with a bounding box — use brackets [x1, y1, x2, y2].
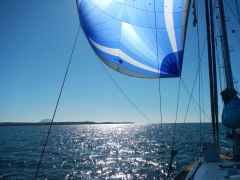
[236, 0, 240, 24]
[215, 39, 223, 92]
[167, 77, 181, 178]
[233, 77, 240, 90]
[196, 0, 203, 153]
[154, 0, 165, 166]
[198, 9, 207, 134]
[153, 0, 163, 132]
[180, 37, 207, 127]
[217, 9, 240, 97]
[167, 78, 181, 177]
[225, 24, 240, 91]
[180, 80, 208, 118]
[215, 4, 227, 88]
[200, 62, 207, 139]
[154, 10, 163, 132]
[199, 68, 203, 154]
[178, 36, 208, 148]
[223, 8, 240, 43]
[172, 1, 200, 152]
[194, 0, 203, 151]
[181, 79, 211, 121]
[158, 77, 165, 165]
[223, 0, 240, 25]
[158, 79, 163, 130]
[172, 78, 181, 146]
[34, 25, 81, 179]
[98, 61, 154, 124]
[233, 30, 240, 43]
[223, 1, 240, 89]
[181, 80, 211, 122]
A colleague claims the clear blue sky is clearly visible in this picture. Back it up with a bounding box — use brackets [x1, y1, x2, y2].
[0, 0, 239, 123]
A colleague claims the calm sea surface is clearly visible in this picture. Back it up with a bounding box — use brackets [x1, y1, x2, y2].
[0, 123, 232, 179]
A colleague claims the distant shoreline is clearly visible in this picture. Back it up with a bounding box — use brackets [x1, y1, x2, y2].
[0, 121, 134, 127]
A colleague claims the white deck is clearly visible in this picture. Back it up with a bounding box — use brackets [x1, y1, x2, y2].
[189, 160, 240, 180]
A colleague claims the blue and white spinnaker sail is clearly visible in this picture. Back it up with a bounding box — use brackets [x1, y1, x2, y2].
[77, 0, 190, 78]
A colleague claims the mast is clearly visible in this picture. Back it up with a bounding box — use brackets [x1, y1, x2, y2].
[205, 0, 219, 145]
[209, 0, 219, 146]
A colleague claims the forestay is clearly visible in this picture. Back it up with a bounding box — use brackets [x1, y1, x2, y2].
[77, 0, 190, 78]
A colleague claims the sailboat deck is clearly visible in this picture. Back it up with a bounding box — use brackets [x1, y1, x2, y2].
[175, 154, 240, 180]
[185, 160, 240, 180]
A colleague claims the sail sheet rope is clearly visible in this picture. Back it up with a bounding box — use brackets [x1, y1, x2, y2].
[34, 25, 81, 179]
[97, 60, 154, 124]
[167, 78, 181, 178]
[153, 0, 164, 130]
[154, 0, 165, 165]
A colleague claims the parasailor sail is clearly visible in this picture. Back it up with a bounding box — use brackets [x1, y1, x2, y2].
[76, 0, 190, 78]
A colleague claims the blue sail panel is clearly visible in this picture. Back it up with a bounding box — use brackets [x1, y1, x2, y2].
[77, 0, 190, 78]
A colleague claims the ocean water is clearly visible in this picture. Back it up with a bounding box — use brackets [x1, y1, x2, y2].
[0, 123, 232, 179]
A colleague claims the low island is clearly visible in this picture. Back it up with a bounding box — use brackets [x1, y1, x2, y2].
[0, 121, 134, 127]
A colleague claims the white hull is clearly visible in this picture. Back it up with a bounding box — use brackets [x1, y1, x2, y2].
[186, 160, 240, 180]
